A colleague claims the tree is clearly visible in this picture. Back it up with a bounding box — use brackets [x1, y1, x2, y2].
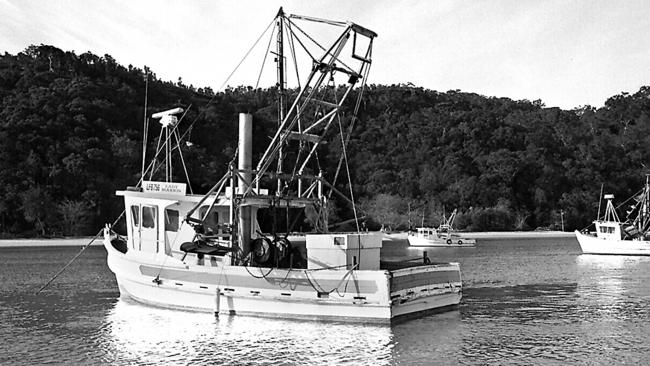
[57, 200, 89, 236]
[360, 194, 407, 231]
[19, 186, 54, 236]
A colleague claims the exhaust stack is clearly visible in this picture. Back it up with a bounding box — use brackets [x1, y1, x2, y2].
[238, 113, 253, 254]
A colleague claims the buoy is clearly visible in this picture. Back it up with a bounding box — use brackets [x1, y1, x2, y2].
[214, 287, 221, 317]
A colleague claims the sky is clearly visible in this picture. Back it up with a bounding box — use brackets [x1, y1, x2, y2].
[2, 0, 650, 109]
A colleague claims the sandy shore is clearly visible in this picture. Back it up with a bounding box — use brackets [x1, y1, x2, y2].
[0, 230, 575, 248]
[0, 237, 97, 248]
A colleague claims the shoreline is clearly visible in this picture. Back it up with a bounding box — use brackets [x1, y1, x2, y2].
[0, 230, 575, 248]
[0, 237, 96, 248]
[382, 230, 575, 241]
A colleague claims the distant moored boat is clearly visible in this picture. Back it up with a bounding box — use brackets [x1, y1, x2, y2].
[408, 209, 476, 247]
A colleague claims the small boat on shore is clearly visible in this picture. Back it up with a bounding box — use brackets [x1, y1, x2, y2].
[102, 9, 463, 323]
[575, 177, 650, 255]
[408, 209, 476, 247]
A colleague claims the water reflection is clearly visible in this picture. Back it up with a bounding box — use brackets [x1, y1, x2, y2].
[100, 299, 396, 365]
[575, 254, 650, 323]
[390, 311, 463, 365]
[576, 253, 649, 269]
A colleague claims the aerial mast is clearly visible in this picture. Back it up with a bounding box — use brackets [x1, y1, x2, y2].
[151, 107, 184, 182]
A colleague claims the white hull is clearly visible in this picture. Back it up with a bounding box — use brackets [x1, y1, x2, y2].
[104, 237, 462, 323]
[407, 234, 476, 247]
[98, 17, 463, 324]
[574, 230, 650, 255]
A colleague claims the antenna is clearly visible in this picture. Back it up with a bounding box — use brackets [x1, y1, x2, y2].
[596, 183, 604, 221]
[151, 108, 184, 182]
[141, 71, 149, 180]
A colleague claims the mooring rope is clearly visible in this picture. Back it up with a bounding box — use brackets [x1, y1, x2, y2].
[36, 210, 126, 294]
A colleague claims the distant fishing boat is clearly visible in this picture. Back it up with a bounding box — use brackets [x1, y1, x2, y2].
[575, 177, 650, 255]
[408, 209, 476, 247]
[101, 8, 463, 323]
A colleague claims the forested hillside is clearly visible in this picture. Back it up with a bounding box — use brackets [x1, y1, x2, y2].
[1, 45, 649, 236]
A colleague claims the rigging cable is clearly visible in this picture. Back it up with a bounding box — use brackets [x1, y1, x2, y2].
[581, 187, 643, 231]
[285, 20, 302, 89]
[255, 19, 277, 89]
[143, 107, 192, 182]
[46, 143, 186, 292]
[171, 127, 193, 193]
[286, 18, 356, 75]
[168, 15, 277, 152]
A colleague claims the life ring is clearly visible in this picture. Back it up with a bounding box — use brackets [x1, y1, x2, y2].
[458, 240, 463, 245]
[446, 239, 452, 245]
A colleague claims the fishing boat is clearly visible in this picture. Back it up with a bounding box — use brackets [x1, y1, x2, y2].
[102, 9, 463, 323]
[575, 177, 650, 255]
[408, 209, 476, 247]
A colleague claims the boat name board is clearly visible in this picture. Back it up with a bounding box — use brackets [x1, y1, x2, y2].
[142, 181, 186, 195]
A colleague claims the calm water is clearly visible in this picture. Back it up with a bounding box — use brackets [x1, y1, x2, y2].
[2, 236, 650, 365]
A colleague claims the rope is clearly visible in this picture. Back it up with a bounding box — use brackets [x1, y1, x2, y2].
[36, 210, 126, 294]
[43, 129, 189, 291]
[243, 261, 275, 279]
[303, 263, 357, 296]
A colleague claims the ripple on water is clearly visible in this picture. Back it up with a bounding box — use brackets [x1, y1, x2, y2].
[4, 239, 650, 364]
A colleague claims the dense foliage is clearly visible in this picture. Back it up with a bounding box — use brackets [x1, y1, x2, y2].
[1, 45, 649, 236]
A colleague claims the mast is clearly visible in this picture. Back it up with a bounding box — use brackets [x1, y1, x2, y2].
[276, 7, 285, 195]
[222, 9, 377, 234]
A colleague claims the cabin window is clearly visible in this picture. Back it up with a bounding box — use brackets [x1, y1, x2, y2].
[199, 205, 219, 234]
[142, 206, 157, 229]
[165, 209, 179, 232]
[131, 205, 140, 226]
[599, 226, 615, 234]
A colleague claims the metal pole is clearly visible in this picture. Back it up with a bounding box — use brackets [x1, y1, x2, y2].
[596, 183, 604, 221]
[276, 9, 285, 195]
[238, 113, 253, 255]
